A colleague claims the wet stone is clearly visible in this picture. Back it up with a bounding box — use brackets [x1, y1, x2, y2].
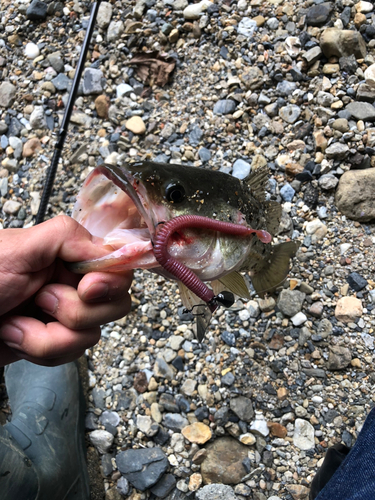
[306, 2, 333, 27]
[150, 474, 177, 498]
[198, 147, 211, 162]
[116, 477, 129, 497]
[221, 331, 236, 347]
[213, 100, 237, 115]
[83, 68, 104, 95]
[100, 411, 120, 427]
[277, 289, 305, 317]
[116, 447, 168, 491]
[92, 387, 106, 409]
[52, 74, 72, 91]
[347, 272, 368, 291]
[327, 346, 352, 370]
[230, 396, 254, 422]
[163, 413, 189, 431]
[26, 0, 48, 21]
[221, 372, 235, 386]
[189, 126, 203, 146]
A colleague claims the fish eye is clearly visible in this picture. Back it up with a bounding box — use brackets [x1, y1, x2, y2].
[165, 182, 186, 203]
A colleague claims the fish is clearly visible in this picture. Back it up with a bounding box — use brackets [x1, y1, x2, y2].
[69, 161, 299, 339]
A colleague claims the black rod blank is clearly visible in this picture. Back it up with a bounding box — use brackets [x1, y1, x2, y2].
[35, 0, 102, 224]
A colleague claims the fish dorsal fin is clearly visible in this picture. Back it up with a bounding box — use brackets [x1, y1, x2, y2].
[251, 241, 299, 297]
[218, 272, 251, 299]
[244, 166, 269, 202]
[264, 201, 282, 236]
[178, 282, 212, 342]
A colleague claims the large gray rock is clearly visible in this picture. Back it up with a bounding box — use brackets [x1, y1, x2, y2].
[327, 346, 351, 370]
[335, 169, 375, 221]
[277, 289, 306, 317]
[229, 396, 254, 422]
[346, 102, 375, 121]
[89, 430, 114, 454]
[29, 106, 47, 129]
[293, 419, 315, 450]
[116, 447, 168, 491]
[97, 1, 112, 28]
[83, 68, 104, 95]
[320, 28, 367, 59]
[196, 484, 238, 500]
[107, 20, 124, 42]
[0, 82, 16, 108]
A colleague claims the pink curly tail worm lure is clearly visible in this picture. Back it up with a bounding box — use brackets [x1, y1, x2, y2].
[152, 215, 272, 312]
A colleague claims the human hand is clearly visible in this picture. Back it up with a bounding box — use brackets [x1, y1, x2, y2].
[0, 215, 133, 367]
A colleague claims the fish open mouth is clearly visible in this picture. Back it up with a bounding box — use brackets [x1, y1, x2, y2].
[70, 164, 162, 273]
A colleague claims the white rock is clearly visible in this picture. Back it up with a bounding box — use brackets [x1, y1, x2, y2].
[356, 0, 373, 13]
[285, 37, 301, 58]
[340, 243, 352, 255]
[3, 200, 21, 215]
[116, 83, 133, 98]
[89, 430, 114, 454]
[293, 419, 315, 450]
[247, 300, 260, 318]
[250, 411, 269, 437]
[97, 1, 113, 28]
[365, 63, 375, 88]
[291, 312, 307, 326]
[232, 159, 251, 179]
[183, 0, 212, 20]
[107, 20, 124, 42]
[237, 0, 247, 11]
[312, 395, 323, 404]
[238, 17, 257, 37]
[136, 415, 153, 434]
[29, 106, 47, 129]
[238, 309, 250, 321]
[30, 192, 40, 216]
[24, 42, 40, 59]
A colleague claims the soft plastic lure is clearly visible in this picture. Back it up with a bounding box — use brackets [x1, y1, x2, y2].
[152, 214, 272, 312]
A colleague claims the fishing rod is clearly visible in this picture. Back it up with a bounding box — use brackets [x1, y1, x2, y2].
[35, 0, 102, 224]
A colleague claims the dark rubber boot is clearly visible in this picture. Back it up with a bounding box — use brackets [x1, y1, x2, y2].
[0, 360, 90, 500]
[309, 443, 351, 500]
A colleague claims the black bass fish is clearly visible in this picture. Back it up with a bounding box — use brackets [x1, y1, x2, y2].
[69, 162, 298, 339]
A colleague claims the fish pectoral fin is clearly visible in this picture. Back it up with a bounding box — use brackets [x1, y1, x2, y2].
[264, 201, 282, 236]
[178, 282, 212, 342]
[251, 241, 299, 297]
[217, 272, 251, 300]
[244, 166, 269, 202]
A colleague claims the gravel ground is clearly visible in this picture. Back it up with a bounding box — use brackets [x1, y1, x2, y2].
[1, 0, 375, 499]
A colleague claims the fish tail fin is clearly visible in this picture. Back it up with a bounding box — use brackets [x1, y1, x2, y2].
[251, 241, 299, 297]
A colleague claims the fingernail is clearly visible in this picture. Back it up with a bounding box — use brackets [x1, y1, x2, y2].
[0, 324, 23, 347]
[35, 292, 58, 314]
[83, 283, 109, 302]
